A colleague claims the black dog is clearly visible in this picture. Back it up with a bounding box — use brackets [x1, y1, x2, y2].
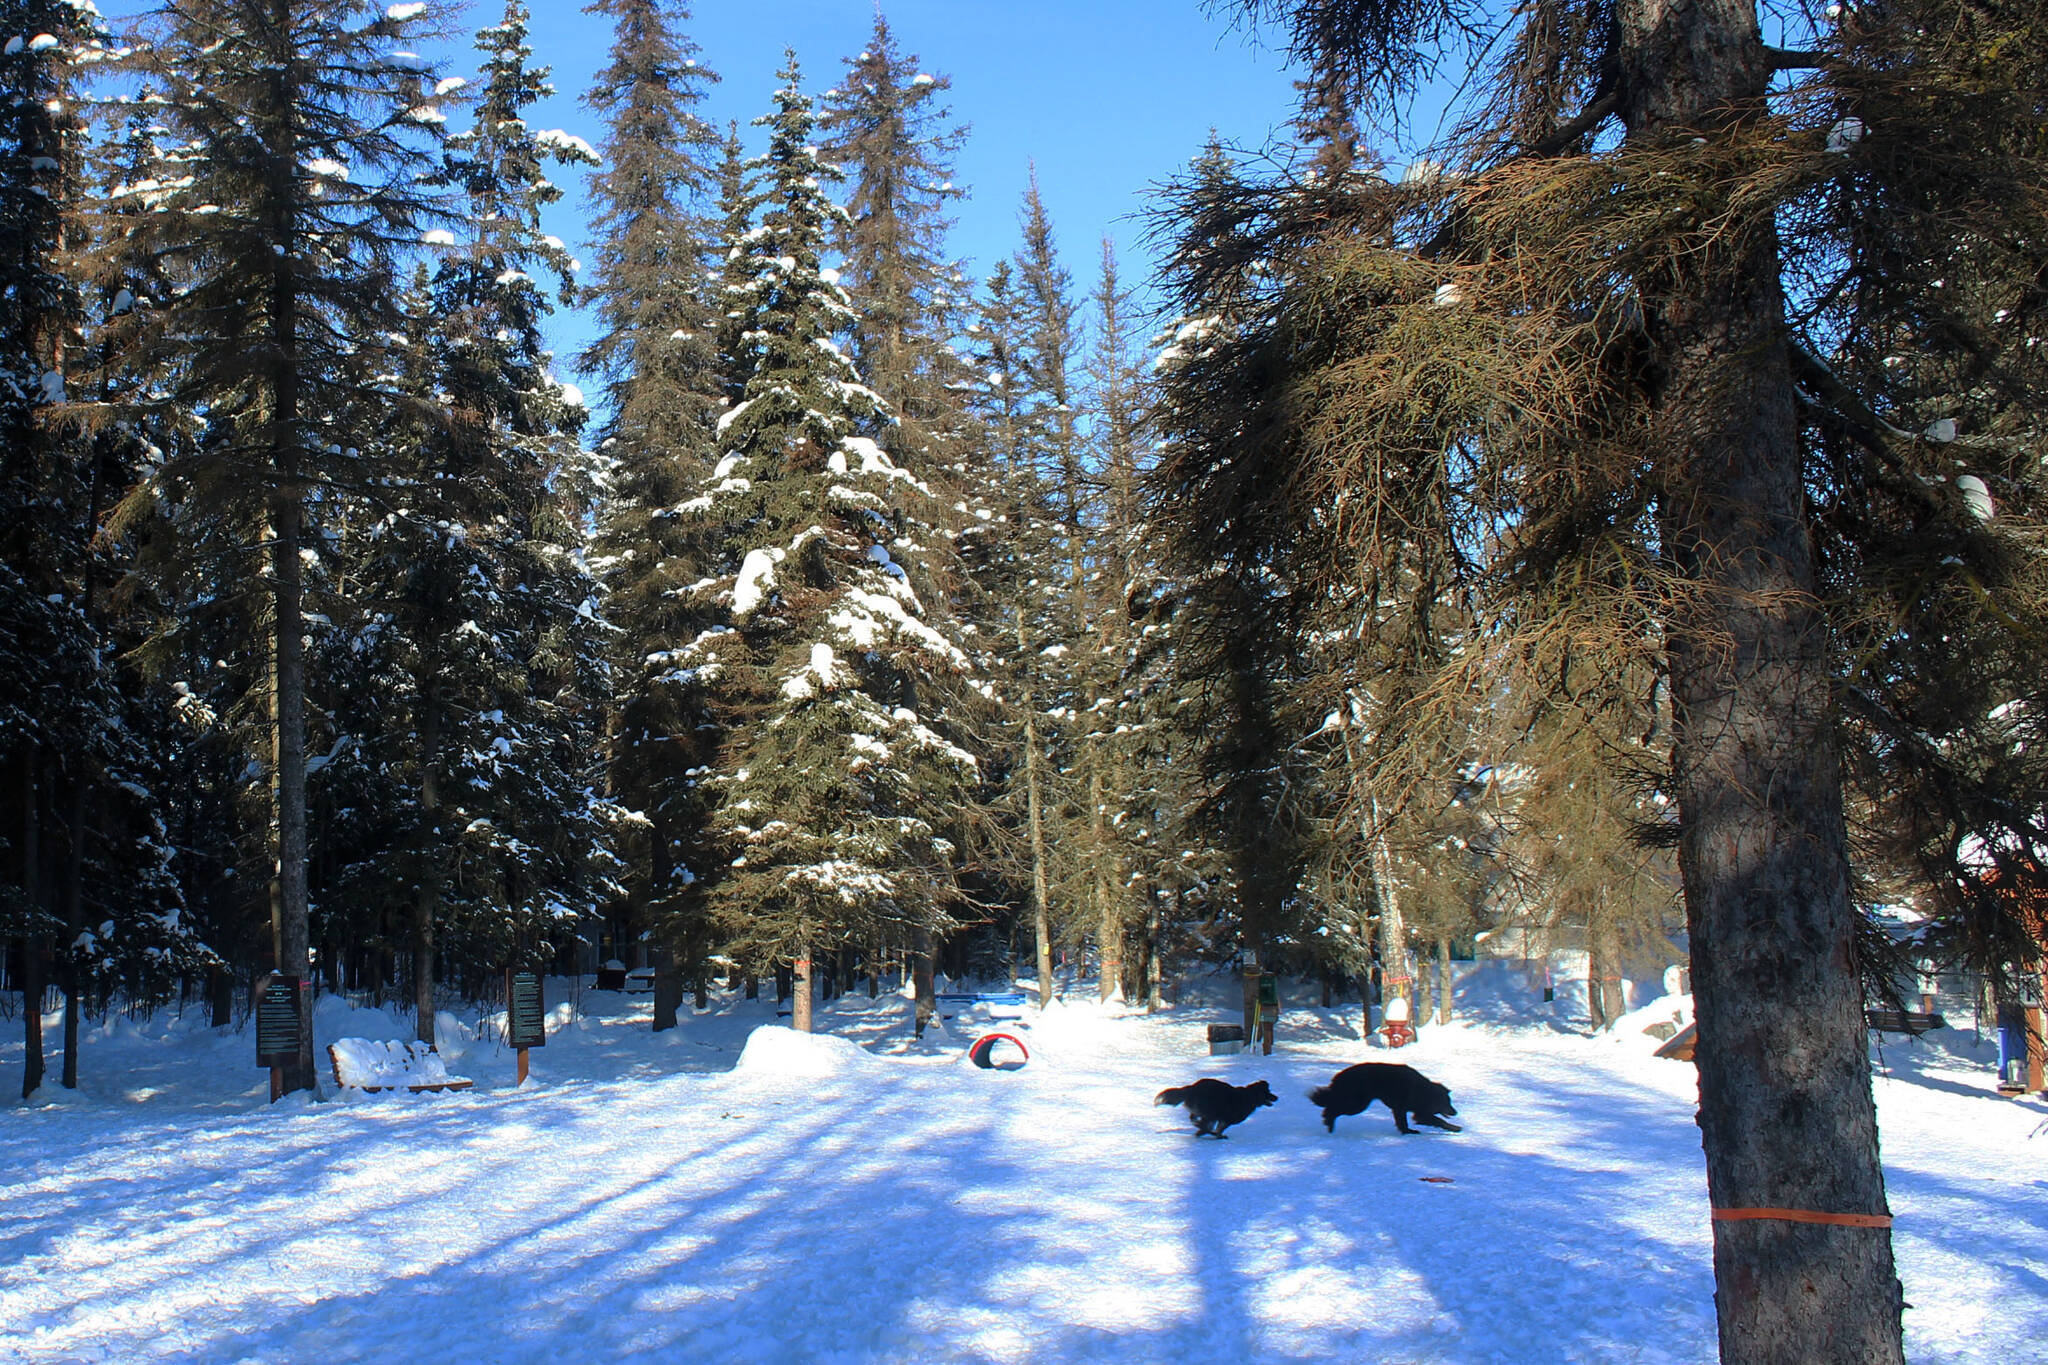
[1154, 1078, 1278, 1138]
[1310, 1062, 1461, 1135]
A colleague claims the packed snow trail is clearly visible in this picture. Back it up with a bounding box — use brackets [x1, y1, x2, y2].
[2, 979, 2043, 1364]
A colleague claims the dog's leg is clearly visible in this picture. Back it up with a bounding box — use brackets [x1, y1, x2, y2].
[1420, 1115, 1462, 1132]
[1394, 1110, 1417, 1134]
[1322, 1110, 1338, 1133]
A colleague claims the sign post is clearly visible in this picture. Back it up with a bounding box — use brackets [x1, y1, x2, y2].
[506, 969, 546, 1084]
[256, 973, 308, 1102]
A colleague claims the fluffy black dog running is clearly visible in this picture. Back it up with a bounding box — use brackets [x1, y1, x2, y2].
[1310, 1063, 1461, 1135]
[1154, 1078, 1277, 1138]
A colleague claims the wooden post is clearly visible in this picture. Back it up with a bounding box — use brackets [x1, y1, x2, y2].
[517, 1048, 530, 1085]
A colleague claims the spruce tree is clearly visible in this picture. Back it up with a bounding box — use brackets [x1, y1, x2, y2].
[325, 2, 610, 1041]
[96, 0, 450, 1097]
[4, 1, 211, 1095]
[959, 255, 1069, 1005]
[579, 0, 723, 1016]
[1080, 240, 1152, 1000]
[819, 14, 972, 461]
[668, 54, 977, 1033]
[1, 0, 102, 1097]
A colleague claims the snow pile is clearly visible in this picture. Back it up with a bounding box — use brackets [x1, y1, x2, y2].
[732, 1023, 876, 1078]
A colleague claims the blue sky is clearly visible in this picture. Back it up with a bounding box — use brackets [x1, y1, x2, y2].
[511, 0, 1313, 356]
[96, 1, 1340, 368]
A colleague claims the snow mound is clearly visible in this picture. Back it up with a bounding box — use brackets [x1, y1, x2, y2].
[733, 1025, 875, 1078]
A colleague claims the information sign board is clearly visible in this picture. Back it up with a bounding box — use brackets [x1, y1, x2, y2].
[506, 970, 546, 1049]
[256, 974, 304, 1067]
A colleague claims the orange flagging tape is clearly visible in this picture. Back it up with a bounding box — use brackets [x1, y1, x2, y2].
[1713, 1208, 1893, 1229]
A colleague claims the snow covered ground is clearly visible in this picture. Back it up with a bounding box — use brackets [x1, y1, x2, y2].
[2, 965, 2043, 1364]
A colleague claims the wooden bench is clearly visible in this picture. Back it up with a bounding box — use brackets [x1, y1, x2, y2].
[937, 991, 1027, 1021]
[1865, 1008, 1946, 1034]
[328, 1038, 474, 1093]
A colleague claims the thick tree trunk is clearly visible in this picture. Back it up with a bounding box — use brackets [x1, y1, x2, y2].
[209, 964, 233, 1029]
[270, 450, 314, 1091]
[1240, 948, 1260, 1043]
[791, 950, 813, 1033]
[61, 771, 83, 1088]
[61, 963, 80, 1090]
[1588, 910, 1614, 1031]
[1436, 936, 1454, 1026]
[652, 950, 683, 1031]
[1144, 902, 1164, 1011]
[19, 753, 44, 1099]
[1589, 914, 1627, 1030]
[649, 814, 679, 1031]
[912, 927, 936, 1036]
[1091, 767, 1120, 1002]
[413, 689, 440, 1048]
[1023, 709, 1053, 1007]
[1371, 829, 1411, 1029]
[19, 937, 45, 1100]
[1620, 3, 1902, 1358]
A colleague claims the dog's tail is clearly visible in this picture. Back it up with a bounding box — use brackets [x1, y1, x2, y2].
[1154, 1085, 1189, 1108]
[1307, 1084, 1331, 1108]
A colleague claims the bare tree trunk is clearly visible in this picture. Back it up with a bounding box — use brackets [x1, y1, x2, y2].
[1436, 937, 1454, 1026]
[790, 949, 813, 1033]
[1620, 3, 1902, 1357]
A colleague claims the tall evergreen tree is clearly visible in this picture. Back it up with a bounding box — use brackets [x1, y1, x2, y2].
[1168, 1, 2048, 1355]
[958, 254, 1068, 1005]
[325, 1, 611, 1042]
[666, 54, 977, 1033]
[1079, 240, 1152, 1000]
[95, 0, 450, 1096]
[1, 0, 103, 1097]
[818, 13, 971, 461]
[579, 0, 723, 1015]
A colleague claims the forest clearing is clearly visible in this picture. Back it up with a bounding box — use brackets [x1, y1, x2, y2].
[7, 0, 2048, 1361]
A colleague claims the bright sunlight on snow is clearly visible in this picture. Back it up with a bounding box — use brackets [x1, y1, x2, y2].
[3, 966, 2042, 1364]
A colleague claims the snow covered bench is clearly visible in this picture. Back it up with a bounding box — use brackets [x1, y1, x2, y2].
[937, 991, 1026, 1020]
[327, 1039, 473, 1094]
[1866, 1007, 1946, 1034]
